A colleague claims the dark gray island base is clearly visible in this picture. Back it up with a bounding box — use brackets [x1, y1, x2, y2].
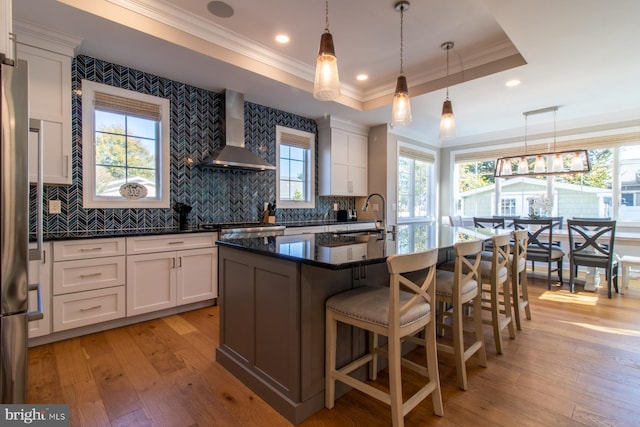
[215, 225, 499, 424]
[216, 232, 390, 424]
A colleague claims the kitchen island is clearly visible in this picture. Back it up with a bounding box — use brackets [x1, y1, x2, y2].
[215, 225, 499, 424]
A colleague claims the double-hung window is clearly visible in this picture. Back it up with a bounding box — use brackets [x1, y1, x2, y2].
[276, 125, 315, 209]
[397, 144, 436, 221]
[82, 80, 170, 208]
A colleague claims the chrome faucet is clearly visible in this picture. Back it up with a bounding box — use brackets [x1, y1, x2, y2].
[362, 193, 386, 238]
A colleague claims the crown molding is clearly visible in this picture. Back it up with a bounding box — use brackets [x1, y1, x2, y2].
[104, 0, 364, 100]
[13, 19, 82, 56]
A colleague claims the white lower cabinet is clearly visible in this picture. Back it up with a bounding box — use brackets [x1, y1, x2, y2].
[52, 239, 126, 332]
[53, 286, 125, 332]
[28, 243, 51, 339]
[126, 233, 218, 317]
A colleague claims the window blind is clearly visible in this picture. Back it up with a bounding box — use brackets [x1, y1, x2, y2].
[399, 146, 435, 163]
[455, 131, 640, 163]
[94, 91, 162, 121]
[280, 131, 313, 149]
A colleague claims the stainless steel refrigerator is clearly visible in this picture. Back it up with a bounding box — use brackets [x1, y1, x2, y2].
[1, 58, 30, 403]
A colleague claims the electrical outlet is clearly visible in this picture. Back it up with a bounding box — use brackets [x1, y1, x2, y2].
[372, 203, 379, 212]
[49, 200, 61, 214]
[333, 203, 338, 211]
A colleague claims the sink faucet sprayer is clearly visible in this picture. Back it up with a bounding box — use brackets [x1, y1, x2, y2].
[362, 193, 387, 238]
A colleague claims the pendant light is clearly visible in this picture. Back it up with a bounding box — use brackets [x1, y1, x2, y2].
[391, 1, 411, 127]
[439, 41, 456, 140]
[494, 106, 591, 177]
[313, 0, 341, 101]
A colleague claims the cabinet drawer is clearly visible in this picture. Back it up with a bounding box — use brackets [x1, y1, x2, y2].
[126, 233, 217, 255]
[53, 256, 126, 295]
[53, 286, 125, 332]
[53, 238, 126, 261]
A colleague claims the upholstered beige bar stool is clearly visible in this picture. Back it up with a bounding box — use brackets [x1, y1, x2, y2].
[434, 239, 487, 391]
[478, 233, 516, 354]
[510, 230, 531, 330]
[325, 249, 444, 427]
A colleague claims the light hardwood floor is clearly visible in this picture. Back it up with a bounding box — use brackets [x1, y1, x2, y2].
[28, 275, 640, 426]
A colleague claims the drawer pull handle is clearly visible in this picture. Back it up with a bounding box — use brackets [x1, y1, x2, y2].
[80, 247, 103, 252]
[80, 304, 102, 312]
[80, 272, 103, 278]
[168, 241, 184, 245]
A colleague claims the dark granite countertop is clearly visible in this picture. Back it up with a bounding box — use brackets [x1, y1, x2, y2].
[216, 224, 503, 270]
[33, 219, 377, 242]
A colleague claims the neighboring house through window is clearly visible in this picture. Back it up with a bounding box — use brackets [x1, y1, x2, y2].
[82, 80, 170, 208]
[276, 125, 315, 209]
[453, 141, 640, 223]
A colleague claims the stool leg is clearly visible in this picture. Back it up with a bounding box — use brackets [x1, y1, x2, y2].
[325, 311, 337, 409]
[424, 323, 444, 416]
[388, 330, 403, 427]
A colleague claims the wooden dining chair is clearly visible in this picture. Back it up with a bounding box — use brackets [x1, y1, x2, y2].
[434, 239, 487, 390]
[567, 219, 619, 298]
[478, 233, 515, 354]
[510, 229, 531, 330]
[513, 218, 564, 289]
[325, 249, 444, 426]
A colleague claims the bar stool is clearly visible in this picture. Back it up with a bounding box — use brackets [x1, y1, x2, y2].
[435, 239, 487, 390]
[479, 233, 516, 354]
[511, 230, 531, 330]
[325, 249, 443, 427]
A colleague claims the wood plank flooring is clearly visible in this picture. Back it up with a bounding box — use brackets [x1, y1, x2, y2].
[28, 276, 640, 426]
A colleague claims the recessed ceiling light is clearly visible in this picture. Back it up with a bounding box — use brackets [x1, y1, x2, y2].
[275, 34, 290, 44]
[207, 1, 234, 18]
[356, 74, 368, 81]
[506, 79, 521, 87]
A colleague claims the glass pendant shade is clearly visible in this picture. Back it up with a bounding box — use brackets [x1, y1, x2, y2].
[391, 75, 412, 127]
[439, 99, 456, 140]
[571, 152, 585, 170]
[313, 32, 340, 101]
[553, 153, 564, 171]
[534, 155, 546, 173]
[517, 157, 528, 174]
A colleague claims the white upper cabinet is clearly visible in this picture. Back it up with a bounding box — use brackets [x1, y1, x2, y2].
[0, 0, 12, 64]
[318, 116, 369, 196]
[15, 23, 79, 185]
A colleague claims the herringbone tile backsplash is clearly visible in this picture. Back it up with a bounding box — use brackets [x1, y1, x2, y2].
[31, 55, 354, 238]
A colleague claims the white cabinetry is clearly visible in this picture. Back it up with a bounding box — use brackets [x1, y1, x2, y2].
[52, 238, 126, 332]
[18, 42, 72, 184]
[126, 233, 217, 316]
[28, 243, 51, 339]
[0, 0, 13, 64]
[318, 116, 368, 196]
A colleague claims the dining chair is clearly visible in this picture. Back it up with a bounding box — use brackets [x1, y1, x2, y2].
[473, 217, 506, 229]
[478, 233, 515, 354]
[434, 239, 487, 390]
[448, 215, 464, 226]
[513, 218, 564, 289]
[509, 229, 531, 330]
[325, 249, 444, 426]
[567, 219, 619, 298]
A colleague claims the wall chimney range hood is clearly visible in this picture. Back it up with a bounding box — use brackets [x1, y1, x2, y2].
[199, 90, 276, 171]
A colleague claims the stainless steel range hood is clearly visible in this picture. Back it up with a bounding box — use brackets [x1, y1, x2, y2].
[199, 90, 275, 171]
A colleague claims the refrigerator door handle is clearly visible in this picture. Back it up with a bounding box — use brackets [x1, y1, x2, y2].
[29, 119, 44, 262]
[26, 283, 44, 322]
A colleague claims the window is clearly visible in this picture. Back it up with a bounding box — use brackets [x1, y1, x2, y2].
[276, 126, 315, 209]
[453, 140, 640, 223]
[82, 80, 170, 208]
[500, 198, 517, 216]
[397, 144, 435, 221]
